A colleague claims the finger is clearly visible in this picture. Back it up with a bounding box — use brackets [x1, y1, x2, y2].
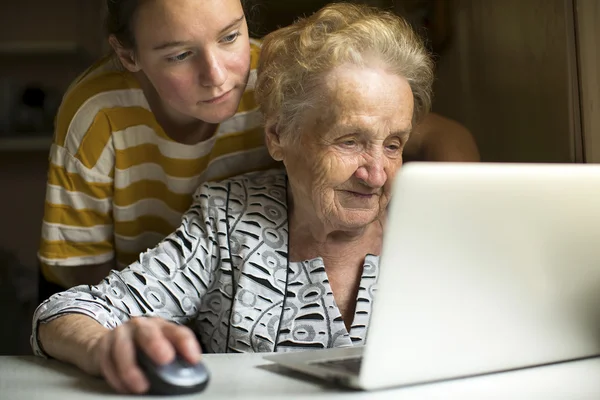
[134, 318, 176, 365]
[98, 332, 130, 394]
[161, 323, 202, 364]
[111, 324, 149, 394]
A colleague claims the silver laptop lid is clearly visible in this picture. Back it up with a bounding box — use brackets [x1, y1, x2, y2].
[360, 162, 600, 389]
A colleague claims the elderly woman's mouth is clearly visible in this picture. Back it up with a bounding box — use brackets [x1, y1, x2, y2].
[344, 190, 378, 198]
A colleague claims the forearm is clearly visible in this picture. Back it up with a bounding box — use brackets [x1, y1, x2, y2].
[405, 112, 480, 162]
[37, 314, 109, 376]
[421, 122, 480, 162]
[48, 260, 116, 288]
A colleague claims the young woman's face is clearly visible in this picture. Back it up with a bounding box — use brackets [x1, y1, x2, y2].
[129, 0, 251, 124]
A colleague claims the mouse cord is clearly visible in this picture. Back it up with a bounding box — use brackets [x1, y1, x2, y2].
[224, 181, 236, 354]
[273, 175, 291, 353]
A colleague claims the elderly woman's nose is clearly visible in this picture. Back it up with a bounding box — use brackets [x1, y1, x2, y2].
[197, 52, 227, 88]
[354, 156, 387, 188]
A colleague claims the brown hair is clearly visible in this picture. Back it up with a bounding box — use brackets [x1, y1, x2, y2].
[105, 0, 249, 49]
[105, 0, 144, 49]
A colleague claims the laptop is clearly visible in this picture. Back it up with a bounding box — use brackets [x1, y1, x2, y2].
[264, 162, 600, 390]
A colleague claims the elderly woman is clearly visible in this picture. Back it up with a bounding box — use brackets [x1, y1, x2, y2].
[31, 2, 433, 394]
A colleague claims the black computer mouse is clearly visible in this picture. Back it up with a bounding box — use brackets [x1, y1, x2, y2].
[136, 349, 210, 395]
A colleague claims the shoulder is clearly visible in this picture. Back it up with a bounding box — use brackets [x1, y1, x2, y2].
[233, 39, 262, 114]
[193, 168, 287, 202]
[414, 113, 480, 162]
[405, 112, 479, 162]
[60, 56, 143, 116]
[54, 56, 147, 148]
[249, 38, 262, 70]
[415, 112, 470, 136]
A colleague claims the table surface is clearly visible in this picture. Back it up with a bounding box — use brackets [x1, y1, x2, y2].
[1, 353, 599, 399]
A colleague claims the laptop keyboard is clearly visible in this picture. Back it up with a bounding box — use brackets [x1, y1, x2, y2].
[310, 356, 363, 375]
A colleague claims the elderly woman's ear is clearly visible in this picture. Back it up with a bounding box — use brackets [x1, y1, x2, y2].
[265, 121, 285, 162]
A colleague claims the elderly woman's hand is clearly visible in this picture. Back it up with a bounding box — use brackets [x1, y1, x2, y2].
[90, 317, 202, 394]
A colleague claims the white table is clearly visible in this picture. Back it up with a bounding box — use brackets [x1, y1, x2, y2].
[1, 354, 599, 399]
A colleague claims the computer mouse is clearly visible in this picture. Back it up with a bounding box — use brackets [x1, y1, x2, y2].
[136, 348, 210, 395]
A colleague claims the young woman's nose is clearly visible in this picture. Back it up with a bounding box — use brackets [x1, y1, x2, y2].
[197, 51, 227, 88]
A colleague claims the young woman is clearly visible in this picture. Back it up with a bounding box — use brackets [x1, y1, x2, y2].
[38, 0, 478, 298]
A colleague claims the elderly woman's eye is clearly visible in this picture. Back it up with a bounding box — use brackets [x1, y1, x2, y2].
[386, 142, 402, 151]
[167, 51, 192, 63]
[340, 140, 357, 147]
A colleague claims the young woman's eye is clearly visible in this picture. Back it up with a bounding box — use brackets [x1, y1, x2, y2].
[222, 31, 240, 44]
[167, 51, 192, 63]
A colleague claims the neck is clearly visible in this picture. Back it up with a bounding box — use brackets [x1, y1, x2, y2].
[287, 190, 384, 264]
[134, 71, 216, 144]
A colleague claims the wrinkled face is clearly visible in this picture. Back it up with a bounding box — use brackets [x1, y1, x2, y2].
[130, 0, 251, 124]
[271, 63, 414, 231]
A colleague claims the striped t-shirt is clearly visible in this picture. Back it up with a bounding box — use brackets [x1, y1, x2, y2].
[39, 39, 276, 285]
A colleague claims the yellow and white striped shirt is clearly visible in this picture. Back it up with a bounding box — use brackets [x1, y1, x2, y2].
[39, 40, 275, 285]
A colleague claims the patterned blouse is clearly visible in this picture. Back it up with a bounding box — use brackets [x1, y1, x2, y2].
[31, 169, 380, 355]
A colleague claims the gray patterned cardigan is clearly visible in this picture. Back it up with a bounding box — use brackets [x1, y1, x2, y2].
[32, 169, 380, 355]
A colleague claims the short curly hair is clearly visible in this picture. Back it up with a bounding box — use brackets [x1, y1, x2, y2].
[255, 2, 434, 139]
